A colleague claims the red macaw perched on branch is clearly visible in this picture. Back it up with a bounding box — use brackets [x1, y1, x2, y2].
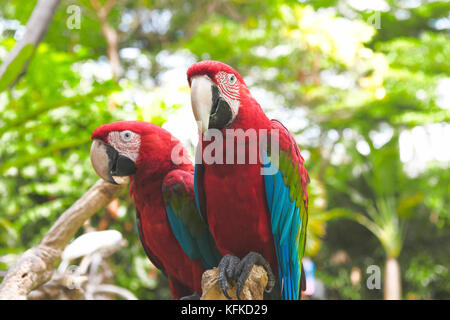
[90, 121, 221, 299]
[187, 61, 309, 300]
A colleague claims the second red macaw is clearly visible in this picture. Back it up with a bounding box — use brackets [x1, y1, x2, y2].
[90, 121, 221, 299]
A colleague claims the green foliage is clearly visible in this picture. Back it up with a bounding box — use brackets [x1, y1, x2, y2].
[0, 42, 116, 249]
[0, 43, 34, 91]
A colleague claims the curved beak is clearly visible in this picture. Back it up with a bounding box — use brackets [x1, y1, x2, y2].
[90, 139, 135, 185]
[190, 75, 233, 133]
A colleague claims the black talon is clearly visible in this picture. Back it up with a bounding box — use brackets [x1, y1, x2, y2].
[218, 254, 240, 299]
[234, 252, 276, 300]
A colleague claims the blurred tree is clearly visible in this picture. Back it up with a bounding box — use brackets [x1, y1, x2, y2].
[323, 136, 424, 299]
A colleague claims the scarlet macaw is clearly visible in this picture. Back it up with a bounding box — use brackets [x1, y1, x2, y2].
[90, 121, 220, 299]
[188, 61, 309, 300]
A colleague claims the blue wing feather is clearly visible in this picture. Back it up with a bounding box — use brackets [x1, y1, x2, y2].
[280, 200, 296, 245]
[271, 171, 286, 233]
[263, 151, 305, 300]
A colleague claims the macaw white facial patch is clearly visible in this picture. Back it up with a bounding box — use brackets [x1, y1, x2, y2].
[215, 71, 240, 117]
[107, 131, 141, 163]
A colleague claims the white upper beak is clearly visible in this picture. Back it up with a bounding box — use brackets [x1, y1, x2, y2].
[190, 75, 213, 133]
[90, 139, 110, 182]
[90, 139, 129, 185]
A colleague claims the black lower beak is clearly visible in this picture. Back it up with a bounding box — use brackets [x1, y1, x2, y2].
[105, 144, 136, 185]
[209, 84, 233, 130]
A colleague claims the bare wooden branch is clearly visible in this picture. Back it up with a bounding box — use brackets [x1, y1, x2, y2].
[0, 179, 124, 300]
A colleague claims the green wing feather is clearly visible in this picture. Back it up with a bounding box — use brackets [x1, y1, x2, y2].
[162, 170, 221, 269]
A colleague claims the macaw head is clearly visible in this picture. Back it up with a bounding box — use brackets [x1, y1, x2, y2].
[90, 121, 191, 185]
[187, 60, 250, 133]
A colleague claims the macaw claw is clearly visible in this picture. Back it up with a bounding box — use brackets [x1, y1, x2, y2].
[235, 251, 276, 300]
[218, 254, 240, 299]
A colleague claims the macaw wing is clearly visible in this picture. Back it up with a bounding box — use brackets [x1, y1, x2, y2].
[263, 119, 309, 300]
[162, 169, 221, 269]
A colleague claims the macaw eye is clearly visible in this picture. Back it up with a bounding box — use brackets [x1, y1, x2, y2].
[228, 73, 236, 84]
[120, 130, 134, 141]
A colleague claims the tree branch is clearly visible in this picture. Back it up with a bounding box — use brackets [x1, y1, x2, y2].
[89, 0, 122, 80]
[0, 180, 124, 299]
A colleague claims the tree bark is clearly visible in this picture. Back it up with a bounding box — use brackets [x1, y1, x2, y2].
[0, 0, 60, 88]
[384, 256, 401, 300]
[0, 180, 124, 300]
[89, 0, 122, 80]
